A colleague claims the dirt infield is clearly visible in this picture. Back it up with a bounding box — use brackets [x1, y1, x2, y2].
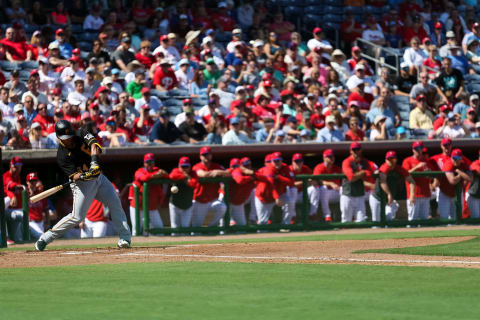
[3, 226, 480, 269]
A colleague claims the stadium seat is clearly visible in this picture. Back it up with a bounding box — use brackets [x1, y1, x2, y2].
[77, 41, 93, 52]
[324, 0, 343, 6]
[284, 6, 304, 20]
[192, 97, 208, 107]
[304, 0, 324, 5]
[303, 14, 322, 29]
[0, 61, 20, 72]
[164, 98, 184, 107]
[150, 89, 168, 98]
[166, 106, 182, 115]
[70, 24, 83, 33]
[323, 14, 343, 23]
[168, 89, 189, 97]
[19, 70, 30, 81]
[20, 61, 39, 70]
[344, 6, 363, 15]
[78, 32, 99, 42]
[324, 6, 343, 15]
[303, 6, 323, 15]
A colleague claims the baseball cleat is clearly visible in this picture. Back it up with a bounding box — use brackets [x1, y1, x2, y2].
[35, 239, 47, 251]
[325, 216, 332, 222]
[117, 239, 131, 248]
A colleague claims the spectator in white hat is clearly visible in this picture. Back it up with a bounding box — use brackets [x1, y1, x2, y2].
[440, 31, 458, 58]
[175, 58, 193, 90]
[38, 56, 59, 94]
[370, 115, 389, 141]
[153, 35, 181, 64]
[226, 28, 245, 53]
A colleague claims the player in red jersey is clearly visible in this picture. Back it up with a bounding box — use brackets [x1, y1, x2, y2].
[254, 152, 294, 225]
[287, 153, 318, 224]
[402, 141, 438, 220]
[313, 149, 342, 222]
[370, 151, 415, 221]
[3, 156, 24, 242]
[128, 153, 168, 235]
[191, 146, 230, 228]
[440, 149, 472, 219]
[26, 172, 56, 240]
[468, 151, 480, 218]
[229, 157, 258, 226]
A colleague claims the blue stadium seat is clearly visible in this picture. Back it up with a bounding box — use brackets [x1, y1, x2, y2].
[323, 22, 340, 30]
[324, 0, 343, 6]
[304, 0, 324, 5]
[166, 106, 182, 115]
[192, 97, 208, 107]
[77, 41, 93, 52]
[19, 70, 30, 81]
[323, 14, 343, 23]
[20, 61, 39, 70]
[78, 32, 98, 42]
[303, 14, 322, 29]
[168, 89, 189, 97]
[284, 6, 304, 20]
[70, 24, 83, 33]
[150, 89, 168, 98]
[324, 6, 343, 14]
[344, 6, 363, 15]
[164, 98, 183, 107]
[303, 5, 323, 14]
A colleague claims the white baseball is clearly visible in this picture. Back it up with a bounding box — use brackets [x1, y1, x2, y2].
[171, 186, 179, 194]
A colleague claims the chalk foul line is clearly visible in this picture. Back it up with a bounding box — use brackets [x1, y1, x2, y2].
[115, 252, 480, 265]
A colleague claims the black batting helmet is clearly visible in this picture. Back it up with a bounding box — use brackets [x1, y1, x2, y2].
[55, 120, 74, 140]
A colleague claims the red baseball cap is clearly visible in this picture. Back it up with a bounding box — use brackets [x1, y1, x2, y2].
[451, 148, 463, 159]
[468, 107, 476, 114]
[72, 48, 81, 55]
[230, 158, 240, 168]
[240, 157, 251, 165]
[280, 89, 293, 97]
[141, 87, 151, 94]
[272, 152, 282, 161]
[265, 154, 272, 163]
[435, 22, 443, 29]
[81, 111, 91, 120]
[323, 149, 334, 157]
[246, 84, 254, 90]
[54, 107, 63, 115]
[30, 69, 39, 76]
[144, 153, 155, 162]
[69, 56, 80, 62]
[230, 100, 243, 110]
[55, 28, 64, 35]
[10, 156, 22, 166]
[412, 140, 424, 149]
[313, 27, 322, 34]
[160, 35, 168, 41]
[352, 46, 361, 53]
[263, 80, 272, 87]
[315, 102, 323, 109]
[183, 98, 192, 104]
[441, 137, 452, 146]
[106, 116, 116, 123]
[385, 150, 397, 159]
[439, 104, 450, 112]
[52, 88, 62, 96]
[200, 146, 211, 155]
[17, 114, 26, 121]
[422, 37, 431, 44]
[292, 153, 303, 161]
[179, 156, 190, 166]
[350, 142, 361, 150]
[416, 94, 426, 101]
[141, 104, 150, 110]
[422, 147, 428, 154]
[262, 73, 272, 80]
[26, 172, 38, 182]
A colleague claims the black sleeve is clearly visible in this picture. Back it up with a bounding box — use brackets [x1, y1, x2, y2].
[78, 127, 96, 147]
[149, 121, 162, 142]
[57, 148, 77, 178]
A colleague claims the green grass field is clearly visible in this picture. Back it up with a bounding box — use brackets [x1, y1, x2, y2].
[4, 228, 480, 319]
[1, 262, 480, 320]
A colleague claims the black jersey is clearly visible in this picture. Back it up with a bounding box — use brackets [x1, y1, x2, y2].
[57, 128, 97, 178]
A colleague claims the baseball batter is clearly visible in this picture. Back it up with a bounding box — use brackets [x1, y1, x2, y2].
[287, 153, 318, 224]
[229, 157, 257, 226]
[128, 153, 168, 236]
[402, 141, 437, 220]
[341, 142, 375, 223]
[169, 156, 199, 232]
[35, 120, 131, 251]
[370, 151, 415, 221]
[313, 149, 342, 222]
[468, 151, 480, 218]
[191, 146, 229, 228]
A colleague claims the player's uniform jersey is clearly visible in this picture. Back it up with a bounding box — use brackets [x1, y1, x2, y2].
[3, 171, 22, 209]
[441, 158, 471, 197]
[289, 164, 312, 192]
[313, 163, 342, 188]
[341, 156, 375, 197]
[372, 163, 409, 201]
[469, 160, 480, 199]
[230, 167, 256, 205]
[128, 166, 166, 210]
[56, 127, 100, 179]
[432, 153, 472, 197]
[192, 162, 224, 203]
[169, 168, 199, 210]
[402, 156, 435, 198]
[28, 198, 48, 222]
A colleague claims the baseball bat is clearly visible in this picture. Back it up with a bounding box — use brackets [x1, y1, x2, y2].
[29, 181, 71, 204]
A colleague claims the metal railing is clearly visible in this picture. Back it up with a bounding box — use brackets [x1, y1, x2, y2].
[133, 171, 475, 236]
[355, 38, 401, 76]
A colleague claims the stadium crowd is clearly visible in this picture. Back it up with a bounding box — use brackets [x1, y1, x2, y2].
[0, 0, 478, 149]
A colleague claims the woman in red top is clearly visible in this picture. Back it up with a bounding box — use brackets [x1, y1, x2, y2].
[345, 116, 366, 141]
[252, 95, 275, 121]
[29, 31, 48, 61]
[135, 40, 155, 69]
[51, 2, 70, 26]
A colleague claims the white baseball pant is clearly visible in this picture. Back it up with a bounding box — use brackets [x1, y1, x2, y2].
[254, 197, 275, 225]
[5, 208, 23, 242]
[129, 207, 163, 236]
[467, 194, 480, 219]
[286, 186, 319, 223]
[438, 191, 456, 220]
[230, 203, 247, 226]
[318, 186, 340, 219]
[169, 203, 193, 228]
[340, 194, 366, 223]
[29, 220, 44, 239]
[80, 219, 108, 238]
[369, 195, 399, 221]
[407, 197, 430, 221]
[248, 189, 257, 222]
[191, 199, 226, 227]
[40, 174, 131, 244]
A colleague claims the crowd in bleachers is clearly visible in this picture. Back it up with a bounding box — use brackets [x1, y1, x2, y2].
[0, 0, 479, 150]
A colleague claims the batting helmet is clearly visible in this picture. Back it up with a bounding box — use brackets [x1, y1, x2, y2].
[55, 120, 74, 140]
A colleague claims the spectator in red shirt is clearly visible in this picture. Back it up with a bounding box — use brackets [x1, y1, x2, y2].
[153, 59, 178, 91]
[403, 15, 428, 44]
[340, 10, 363, 47]
[135, 40, 155, 69]
[131, 0, 153, 26]
[211, 2, 236, 32]
[347, 80, 374, 114]
[191, 146, 230, 228]
[399, 0, 422, 18]
[32, 103, 54, 136]
[345, 116, 366, 141]
[128, 153, 168, 236]
[433, 104, 451, 131]
[51, 2, 70, 26]
[132, 104, 154, 143]
[1, 27, 32, 62]
[423, 44, 442, 78]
